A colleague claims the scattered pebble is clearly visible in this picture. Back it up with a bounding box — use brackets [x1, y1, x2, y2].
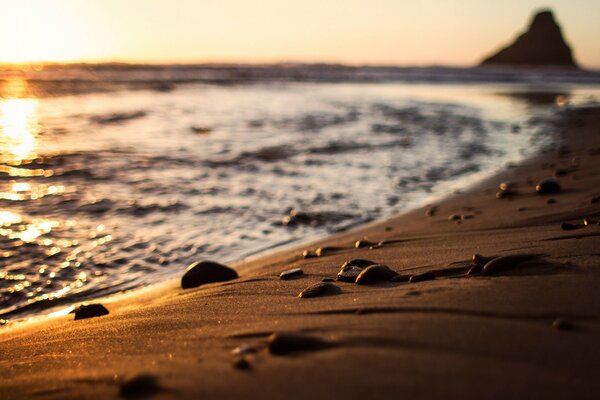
[302, 250, 316, 259]
[355, 264, 398, 284]
[561, 222, 578, 231]
[337, 265, 364, 282]
[472, 254, 496, 266]
[120, 374, 162, 399]
[181, 261, 238, 289]
[232, 355, 252, 370]
[409, 271, 435, 283]
[425, 206, 438, 217]
[298, 282, 341, 298]
[552, 318, 575, 331]
[340, 259, 376, 269]
[73, 303, 109, 320]
[481, 254, 537, 276]
[535, 178, 561, 194]
[268, 332, 329, 355]
[496, 182, 518, 198]
[547, 198, 557, 204]
[279, 268, 304, 280]
[190, 126, 212, 135]
[355, 240, 375, 248]
[583, 218, 596, 226]
[553, 168, 569, 177]
[231, 345, 257, 356]
[385, 226, 393, 231]
[448, 214, 462, 221]
[315, 247, 334, 257]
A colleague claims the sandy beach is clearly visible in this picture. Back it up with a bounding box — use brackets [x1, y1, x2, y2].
[1, 103, 599, 399]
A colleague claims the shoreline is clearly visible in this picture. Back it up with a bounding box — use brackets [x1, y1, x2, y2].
[1, 105, 600, 399]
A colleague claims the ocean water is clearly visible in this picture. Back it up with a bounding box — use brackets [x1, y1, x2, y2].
[1, 65, 599, 320]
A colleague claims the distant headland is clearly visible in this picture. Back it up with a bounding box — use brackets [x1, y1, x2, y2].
[480, 9, 578, 69]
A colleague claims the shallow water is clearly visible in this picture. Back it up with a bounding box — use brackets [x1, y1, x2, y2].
[1, 69, 599, 320]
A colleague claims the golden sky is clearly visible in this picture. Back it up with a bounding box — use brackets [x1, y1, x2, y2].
[0, 0, 598, 68]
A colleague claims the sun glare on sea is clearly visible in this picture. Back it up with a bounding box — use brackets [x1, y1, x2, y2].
[0, 78, 39, 164]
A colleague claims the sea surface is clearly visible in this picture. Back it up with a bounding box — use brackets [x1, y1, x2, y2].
[1, 64, 599, 320]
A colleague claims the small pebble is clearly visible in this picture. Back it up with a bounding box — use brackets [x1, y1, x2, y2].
[385, 226, 393, 231]
[302, 250, 316, 259]
[268, 332, 329, 355]
[552, 318, 575, 331]
[73, 304, 109, 320]
[425, 206, 438, 217]
[472, 254, 496, 266]
[355, 264, 398, 284]
[337, 266, 364, 282]
[315, 247, 334, 257]
[298, 282, 341, 298]
[340, 259, 376, 269]
[181, 260, 238, 289]
[355, 240, 375, 248]
[561, 222, 577, 231]
[409, 271, 435, 283]
[232, 355, 252, 370]
[279, 268, 304, 280]
[547, 198, 557, 204]
[231, 345, 257, 356]
[535, 178, 561, 194]
[448, 214, 462, 221]
[120, 374, 161, 399]
[583, 218, 596, 226]
[481, 254, 537, 276]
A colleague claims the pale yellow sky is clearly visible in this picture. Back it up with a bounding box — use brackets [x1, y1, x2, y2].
[0, 0, 598, 68]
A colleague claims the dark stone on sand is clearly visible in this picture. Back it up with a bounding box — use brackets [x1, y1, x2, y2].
[535, 178, 561, 194]
[337, 266, 364, 282]
[232, 355, 252, 370]
[547, 198, 557, 204]
[355, 240, 375, 248]
[467, 264, 483, 276]
[409, 271, 435, 283]
[552, 318, 575, 331]
[268, 332, 329, 355]
[481, 254, 538, 276]
[279, 268, 304, 280]
[181, 261, 238, 289]
[120, 374, 161, 399]
[355, 264, 398, 284]
[302, 250, 316, 259]
[298, 282, 341, 298]
[425, 206, 438, 217]
[231, 345, 257, 356]
[73, 303, 109, 320]
[390, 274, 410, 282]
[554, 168, 569, 177]
[473, 254, 496, 266]
[315, 247, 335, 257]
[190, 126, 212, 134]
[561, 222, 578, 231]
[480, 10, 578, 68]
[448, 214, 462, 221]
[341, 259, 376, 269]
[583, 218, 596, 226]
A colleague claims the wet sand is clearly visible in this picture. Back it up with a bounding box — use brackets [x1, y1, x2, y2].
[1, 106, 600, 399]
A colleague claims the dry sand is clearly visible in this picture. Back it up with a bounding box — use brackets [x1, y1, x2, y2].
[1, 106, 599, 399]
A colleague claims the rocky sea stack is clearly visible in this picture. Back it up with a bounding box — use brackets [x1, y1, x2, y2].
[480, 9, 578, 68]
